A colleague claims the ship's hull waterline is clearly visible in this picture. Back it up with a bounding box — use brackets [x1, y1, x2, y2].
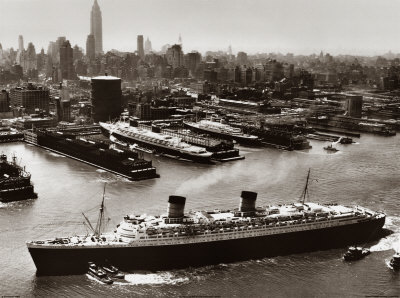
[28, 216, 385, 275]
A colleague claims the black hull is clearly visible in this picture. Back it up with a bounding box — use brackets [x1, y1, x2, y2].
[108, 130, 213, 164]
[29, 217, 385, 275]
[183, 123, 260, 146]
[0, 186, 37, 202]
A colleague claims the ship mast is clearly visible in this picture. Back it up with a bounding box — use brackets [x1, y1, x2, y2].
[300, 168, 311, 204]
[95, 184, 106, 237]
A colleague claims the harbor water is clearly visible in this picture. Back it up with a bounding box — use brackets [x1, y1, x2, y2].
[0, 134, 399, 297]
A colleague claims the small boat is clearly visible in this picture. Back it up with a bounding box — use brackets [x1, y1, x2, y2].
[389, 253, 400, 270]
[338, 137, 353, 144]
[343, 246, 370, 261]
[324, 144, 339, 152]
[101, 260, 125, 279]
[88, 262, 113, 284]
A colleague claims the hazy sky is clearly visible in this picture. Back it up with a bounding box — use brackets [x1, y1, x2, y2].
[1, 0, 400, 55]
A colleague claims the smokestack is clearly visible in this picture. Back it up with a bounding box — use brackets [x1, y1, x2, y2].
[167, 195, 186, 218]
[239, 191, 257, 212]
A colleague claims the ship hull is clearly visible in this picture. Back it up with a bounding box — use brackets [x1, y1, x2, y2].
[0, 186, 37, 202]
[28, 216, 385, 275]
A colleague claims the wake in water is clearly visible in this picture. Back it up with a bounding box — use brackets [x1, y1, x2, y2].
[111, 272, 188, 286]
[46, 151, 65, 158]
[370, 216, 400, 253]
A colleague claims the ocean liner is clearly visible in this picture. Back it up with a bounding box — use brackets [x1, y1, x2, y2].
[184, 120, 260, 145]
[100, 121, 213, 163]
[27, 171, 386, 275]
[0, 154, 37, 202]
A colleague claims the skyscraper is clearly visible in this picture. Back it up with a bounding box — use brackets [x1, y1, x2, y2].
[166, 44, 184, 69]
[59, 41, 75, 80]
[144, 37, 152, 54]
[137, 35, 144, 59]
[86, 34, 96, 61]
[18, 35, 24, 52]
[91, 75, 122, 122]
[90, 0, 103, 55]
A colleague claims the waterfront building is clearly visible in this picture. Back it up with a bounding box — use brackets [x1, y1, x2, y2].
[345, 95, 363, 118]
[9, 83, 50, 114]
[137, 35, 144, 59]
[90, 0, 103, 55]
[59, 41, 75, 80]
[91, 75, 122, 122]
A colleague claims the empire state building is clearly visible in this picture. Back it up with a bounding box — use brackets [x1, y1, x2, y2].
[90, 0, 103, 55]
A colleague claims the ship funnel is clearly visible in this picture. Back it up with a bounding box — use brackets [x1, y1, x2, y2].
[239, 191, 257, 212]
[129, 120, 138, 127]
[151, 125, 161, 133]
[167, 195, 186, 218]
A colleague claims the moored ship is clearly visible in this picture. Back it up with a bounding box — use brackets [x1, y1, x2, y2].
[0, 154, 37, 202]
[100, 121, 213, 164]
[35, 129, 159, 181]
[27, 171, 386, 275]
[184, 120, 260, 145]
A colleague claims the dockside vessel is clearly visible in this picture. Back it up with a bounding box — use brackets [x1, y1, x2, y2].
[34, 129, 159, 181]
[100, 121, 213, 164]
[27, 171, 386, 275]
[184, 120, 260, 145]
[0, 154, 37, 202]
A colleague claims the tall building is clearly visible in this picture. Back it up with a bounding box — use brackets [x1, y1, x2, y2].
[25, 42, 37, 71]
[166, 44, 184, 69]
[237, 51, 248, 66]
[90, 0, 103, 55]
[144, 37, 152, 54]
[137, 35, 144, 59]
[185, 52, 201, 76]
[91, 75, 122, 122]
[18, 35, 24, 52]
[178, 34, 182, 46]
[86, 34, 96, 61]
[9, 83, 50, 114]
[0, 90, 10, 113]
[59, 41, 75, 80]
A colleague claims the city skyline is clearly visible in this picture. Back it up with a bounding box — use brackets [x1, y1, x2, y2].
[1, 0, 400, 56]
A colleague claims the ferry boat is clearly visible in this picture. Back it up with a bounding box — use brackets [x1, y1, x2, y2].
[184, 120, 260, 145]
[100, 121, 213, 164]
[26, 171, 386, 275]
[0, 154, 37, 202]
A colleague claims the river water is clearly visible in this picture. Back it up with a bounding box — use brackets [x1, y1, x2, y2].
[0, 134, 399, 297]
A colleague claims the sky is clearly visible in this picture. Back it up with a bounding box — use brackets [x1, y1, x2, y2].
[1, 0, 400, 56]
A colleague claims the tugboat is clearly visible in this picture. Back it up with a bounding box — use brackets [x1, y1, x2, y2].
[0, 154, 38, 202]
[338, 137, 353, 144]
[87, 262, 113, 284]
[343, 246, 370, 261]
[323, 144, 339, 152]
[389, 253, 400, 270]
[101, 260, 124, 279]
